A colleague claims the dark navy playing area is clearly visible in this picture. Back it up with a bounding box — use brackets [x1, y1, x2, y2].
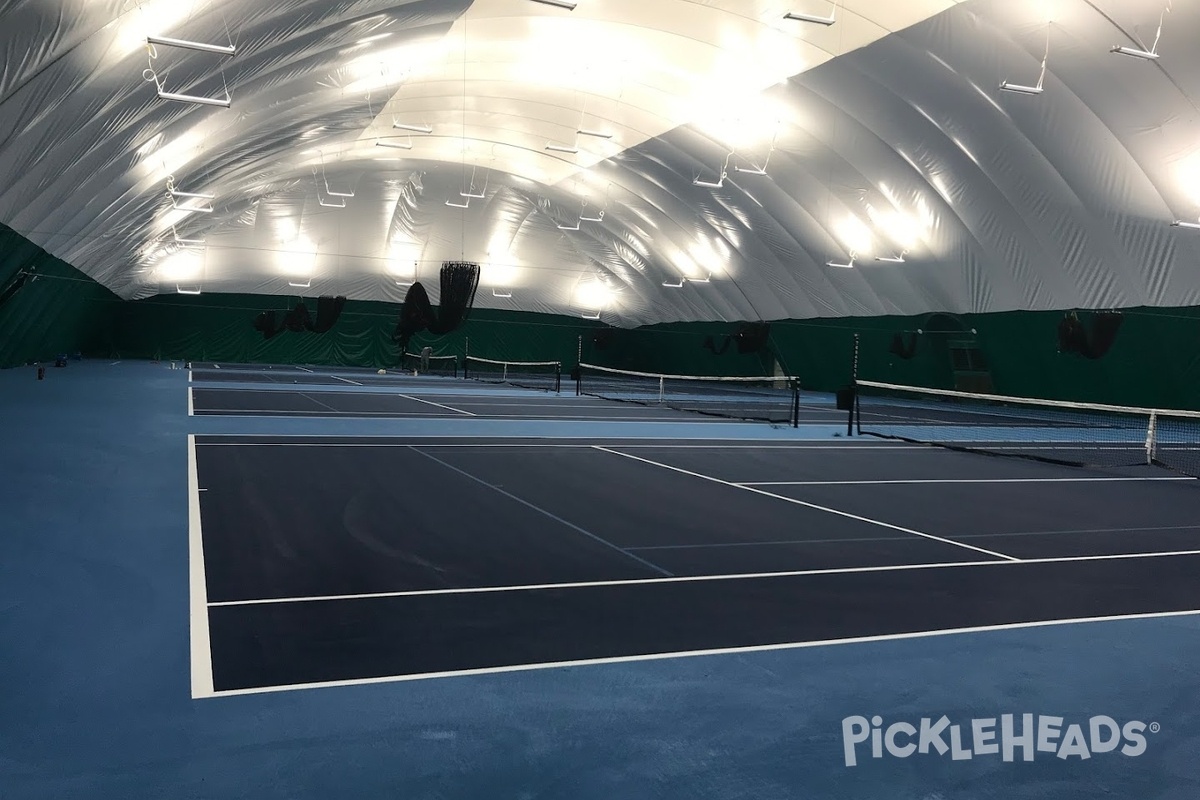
[193, 423, 1200, 693]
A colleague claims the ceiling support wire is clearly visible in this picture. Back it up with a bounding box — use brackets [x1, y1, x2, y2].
[1000, 21, 1050, 94]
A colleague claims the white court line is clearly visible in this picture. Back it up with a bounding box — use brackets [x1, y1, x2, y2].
[396, 394, 476, 416]
[206, 547, 1200, 608]
[187, 435, 216, 699]
[408, 446, 670, 576]
[297, 366, 314, 373]
[297, 393, 341, 414]
[193, 440, 928, 448]
[191, 410, 711, 420]
[109, 361, 122, 366]
[187, 387, 194, 416]
[332, 375, 362, 386]
[739, 477, 1195, 486]
[205, 607, 1200, 697]
[592, 446, 1020, 562]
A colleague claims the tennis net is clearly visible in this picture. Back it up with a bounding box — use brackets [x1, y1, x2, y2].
[402, 351, 458, 377]
[464, 356, 562, 392]
[577, 363, 800, 426]
[854, 379, 1200, 478]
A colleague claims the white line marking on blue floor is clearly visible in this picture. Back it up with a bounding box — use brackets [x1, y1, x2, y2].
[188, 387, 194, 416]
[332, 375, 362, 386]
[297, 393, 341, 413]
[396, 394, 477, 416]
[408, 446, 671, 575]
[193, 440, 926, 447]
[203, 607, 1200, 697]
[205, 548, 1200, 608]
[592, 446, 1021, 562]
[738, 477, 1195, 486]
[187, 435, 215, 699]
[297, 366, 314, 373]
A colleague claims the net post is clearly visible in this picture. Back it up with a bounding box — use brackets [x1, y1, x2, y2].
[1145, 411, 1157, 466]
[554, 363, 562, 394]
[658, 376, 665, 404]
[849, 333, 860, 436]
[575, 363, 582, 396]
[791, 378, 800, 428]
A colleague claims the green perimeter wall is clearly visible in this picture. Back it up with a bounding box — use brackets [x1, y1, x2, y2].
[2, 220, 1198, 409]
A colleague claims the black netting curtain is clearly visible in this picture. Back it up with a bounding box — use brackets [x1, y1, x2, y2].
[393, 261, 480, 351]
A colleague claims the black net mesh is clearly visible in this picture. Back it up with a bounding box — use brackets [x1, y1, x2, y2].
[401, 351, 458, 377]
[464, 356, 561, 392]
[577, 363, 800, 425]
[854, 379, 1200, 478]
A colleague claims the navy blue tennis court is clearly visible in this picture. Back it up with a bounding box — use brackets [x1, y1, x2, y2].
[191, 427, 1200, 695]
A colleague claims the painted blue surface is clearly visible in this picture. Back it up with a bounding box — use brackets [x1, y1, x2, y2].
[2, 360, 1198, 799]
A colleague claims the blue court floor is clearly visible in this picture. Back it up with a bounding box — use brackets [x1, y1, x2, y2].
[3, 360, 1200, 800]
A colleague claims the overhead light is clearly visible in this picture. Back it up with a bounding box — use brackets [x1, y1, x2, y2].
[827, 254, 856, 269]
[581, 311, 601, 320]
[393, 122, 433, 133]
[171, 227, 205, 246]
[875, 251, 908, 263]
[147, 35, 236, 56]
[169, 189, 215, 200]
[157, 89, 231, 108]
[998, 81, 1043, 95]
[395, 280, 413, 287]
[693, 176, 725, 188]
[324, 184, 354, 198]
[783, 9, 835, 25]
[376, 139, 413, 150]
[446, 198, 470, 208]
[492, 288, 512, 298]
[580, 210, 605, 222]
[318, 195, 346, 208]
[1110, 45, 1159, 60]
[557, 221, 581, 231]
[288, 278, 312, 288]
[662, 278, 685, 288]
[175, 286, 202, 295]
[461, 188, 485, 199]
[734, 165, 767, 175]
[689, 274, 711, 284]
[545, 144, 579, 154]
[357, 33, 393, 45]
[1171, 220, 1200, 229]
[577, 129, 612, 139]
[529, 0, 577, 9]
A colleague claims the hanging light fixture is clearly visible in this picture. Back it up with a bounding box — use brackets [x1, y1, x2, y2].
[1111, 2, 1170, 60]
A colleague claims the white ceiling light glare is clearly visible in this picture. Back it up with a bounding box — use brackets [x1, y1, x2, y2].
[529, 0, 578, 10]
[575, 279, 614, 311]
[375, 138, 414, 150]
[1110, 2, 1170, 60]
[875, 250, 908, 263]
[1000, 22, 1051, 95]
[827, 252, 857, 268]
[1170, 218, 1200, 229]
[783, 1, 837, 26]
[735, 130, 778, 176]
[662, 277, 685, 288]
[545, 143, 580, 154]
[492, 287, 513, 298]
[393, 122, 433, 134]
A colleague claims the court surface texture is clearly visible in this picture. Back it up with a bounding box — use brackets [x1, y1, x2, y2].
[5, 360, 1199, 800]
